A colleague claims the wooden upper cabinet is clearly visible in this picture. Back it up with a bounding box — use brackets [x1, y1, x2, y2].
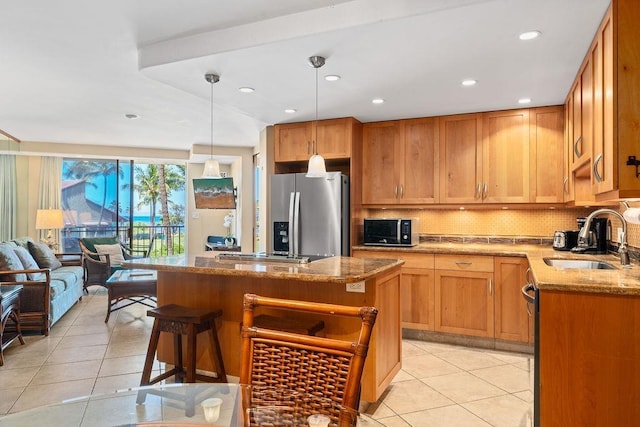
[570, 81, 583, 168]
[315, 118, 353, 160]
[362, 121, 402, 204]
[362, 118, 438, 205]
[564, 96, 575, 202]
[530, 106, 565, 203]
[482, 109, 530, 203]
[274, 117, 356, 163]
[592, 8, 615, 195]
[274, 121, 312, 162]
[439, 113, 482, 204]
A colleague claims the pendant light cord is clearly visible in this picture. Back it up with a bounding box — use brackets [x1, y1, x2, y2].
[314, 65, 319, 155]
[210, 78, 214, 159]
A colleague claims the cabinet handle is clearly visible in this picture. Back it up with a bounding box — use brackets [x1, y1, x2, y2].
[562, 177, 569, 195]
[483, 183, 488, 199]
[593, 153, 604, 183]
[475, 183, 482, 199]
[574, 136, 582, 158]
[394, 185, 398, 198]
[488, 279, 493, 295]
[455, 261, 472, 266]
[525, 267, 533, 284]
[399, 184, 404, 198]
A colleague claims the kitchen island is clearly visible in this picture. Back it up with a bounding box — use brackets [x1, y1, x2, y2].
[123, 253, 403, 402]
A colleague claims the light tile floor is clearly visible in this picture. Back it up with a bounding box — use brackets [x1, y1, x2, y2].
[0, 288, 534, 426]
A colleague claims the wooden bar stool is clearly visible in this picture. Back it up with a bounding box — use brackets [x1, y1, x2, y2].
[137, 304, 227, 406]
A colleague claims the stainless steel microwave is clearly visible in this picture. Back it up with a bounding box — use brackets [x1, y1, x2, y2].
[363, 218, 419, 246]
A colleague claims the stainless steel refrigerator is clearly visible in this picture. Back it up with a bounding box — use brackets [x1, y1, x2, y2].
[270, 172, 349, 257]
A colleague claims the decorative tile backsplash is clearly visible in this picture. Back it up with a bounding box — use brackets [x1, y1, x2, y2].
[364, 207, 640, 249]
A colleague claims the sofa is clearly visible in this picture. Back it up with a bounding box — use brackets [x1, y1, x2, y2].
[0, 237, 83, 336]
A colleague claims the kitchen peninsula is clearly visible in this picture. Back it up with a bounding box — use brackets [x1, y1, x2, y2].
[123, 253, 403, 402]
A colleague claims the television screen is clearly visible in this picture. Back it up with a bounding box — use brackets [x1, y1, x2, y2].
[193, 177, 236, 209]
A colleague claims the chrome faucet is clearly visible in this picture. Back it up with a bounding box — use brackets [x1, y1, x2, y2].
[577, 208, 631, 267]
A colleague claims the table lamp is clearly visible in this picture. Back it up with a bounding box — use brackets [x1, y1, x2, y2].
[35, 209, 64, 249]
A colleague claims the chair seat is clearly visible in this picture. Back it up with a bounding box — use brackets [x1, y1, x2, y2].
[147, 304, 222, 325]
[253, 314, 325, 336]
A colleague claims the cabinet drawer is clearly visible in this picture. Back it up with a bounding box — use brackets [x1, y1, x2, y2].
[352, 251, 434, 269]
[435, 255, 494, 272]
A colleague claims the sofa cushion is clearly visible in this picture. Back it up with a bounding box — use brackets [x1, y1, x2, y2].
[0, 243, 27, 282]
[28, 241, 63, 270]
[94, 243, 125, 265]
[12, 236, 34, 250]
[50, 266, 83, 295]
[48, 278, 67, 300]
[79, 237, 120, 255]
[12, 246, 45, 280]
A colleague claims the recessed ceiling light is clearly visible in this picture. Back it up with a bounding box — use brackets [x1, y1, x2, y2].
[372, 98, 385, 104]
[125, 113, 139, 120]
[519, 30, 541, 41]
[324, 75, 340, 82]
[284, 109, 297, 114]
[238, 87, 255, 93]
[462, 79, 477, 87]
[518, 98, 532, 104]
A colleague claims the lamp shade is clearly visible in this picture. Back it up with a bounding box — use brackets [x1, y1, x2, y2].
[306, 154, 327, 178]
[202, 159, 222, 178]
[35, 209, 64, 230]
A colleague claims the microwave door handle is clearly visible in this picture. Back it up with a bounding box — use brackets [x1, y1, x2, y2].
[288, 192, 295, 257]
[397, 220, 401, 243]
[293, 192, 301, 256]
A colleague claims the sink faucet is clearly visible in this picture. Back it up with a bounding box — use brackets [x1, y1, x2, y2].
[577, 208, 630, 267]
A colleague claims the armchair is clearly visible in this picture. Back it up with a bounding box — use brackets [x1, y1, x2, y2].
[78, 236, 155, 293]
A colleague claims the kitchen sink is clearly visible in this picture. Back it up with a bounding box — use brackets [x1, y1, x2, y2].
[543, 258, 616, 270]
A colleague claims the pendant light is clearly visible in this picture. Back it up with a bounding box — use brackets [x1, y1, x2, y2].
[306, 55, 327, 178]
[202, 73, 222, 178]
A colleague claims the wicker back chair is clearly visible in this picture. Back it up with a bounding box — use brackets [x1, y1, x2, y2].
[239, 293, 378, 427]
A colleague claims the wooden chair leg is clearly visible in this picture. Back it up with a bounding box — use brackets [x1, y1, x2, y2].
[207, 320, 227, 382]
[137, 320, 161, 404]
[174, 333, 184, 383]
[186, 323, 197, 383]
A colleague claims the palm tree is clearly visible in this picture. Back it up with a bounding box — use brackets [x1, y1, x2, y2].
[135, 164, 185, 255]
[64, 160, 122, 228]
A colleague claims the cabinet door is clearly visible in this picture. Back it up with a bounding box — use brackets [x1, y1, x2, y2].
[570, 81, 583, 167]
[274, 122, 312, 162]
[593, 11, 615, 195]
[401, 267, 435, 330]
[494, 257, 529, 343]
[530, 106, 565, 203]
[439, 114, 482, 204]
[401, 118, 439, 204]
[482, 109, 530, 203]
[434, 270, 494, 337]
[580, 59, 593, 166]
[564, 96, 575, 202]
[362, 121, 402, 204]
[315, 118, 352, 160]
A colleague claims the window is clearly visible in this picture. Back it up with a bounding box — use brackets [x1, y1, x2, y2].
[61, 159, 185, 256]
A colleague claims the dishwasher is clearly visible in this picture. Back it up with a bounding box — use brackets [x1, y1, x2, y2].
[521, 268, 539, 427]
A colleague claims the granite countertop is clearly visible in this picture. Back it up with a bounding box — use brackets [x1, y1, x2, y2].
[353, 243, 640, 296]
[122, 252, 404, 284]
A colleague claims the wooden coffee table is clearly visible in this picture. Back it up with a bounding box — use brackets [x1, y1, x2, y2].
[105, 269, 157, 322]
[0, 284, 25, 366]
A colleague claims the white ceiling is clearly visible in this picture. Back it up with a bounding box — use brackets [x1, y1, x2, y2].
[0, 0, 610, 156]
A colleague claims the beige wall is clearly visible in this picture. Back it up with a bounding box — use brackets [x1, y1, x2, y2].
[366, 207, 640, 248]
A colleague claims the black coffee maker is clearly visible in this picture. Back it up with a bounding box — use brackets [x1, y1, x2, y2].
[571, 217, 609, 254]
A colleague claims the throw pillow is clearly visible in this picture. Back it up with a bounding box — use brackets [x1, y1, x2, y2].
[0, 243, 27, 282]
[94, 243, 125, 265]
[28, 241, 63, 269]
[12, 246, 45, 280]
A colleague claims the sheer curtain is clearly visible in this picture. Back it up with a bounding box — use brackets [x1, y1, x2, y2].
[38, 157, 63, 247]
[0, 155, 17, 240]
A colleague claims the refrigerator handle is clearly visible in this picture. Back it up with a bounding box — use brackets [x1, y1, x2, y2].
[288, 192, 295, 257]
[293, 192, 301, 256]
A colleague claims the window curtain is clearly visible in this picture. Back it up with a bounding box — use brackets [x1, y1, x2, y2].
[0, 155, 17, 241]
[38, 157, 63, 248]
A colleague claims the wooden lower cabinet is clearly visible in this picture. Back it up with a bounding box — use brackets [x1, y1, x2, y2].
[434, 269, 494, 337]
[353, 250, 530, 343]
[351, 250, 434, 330]
[494, 257, 530, 343]
[539, 290, 640, 425]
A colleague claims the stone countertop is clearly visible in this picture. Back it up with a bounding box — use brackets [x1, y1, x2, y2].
[122, 252, 404, 284]
[353, 243, 640, 296]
